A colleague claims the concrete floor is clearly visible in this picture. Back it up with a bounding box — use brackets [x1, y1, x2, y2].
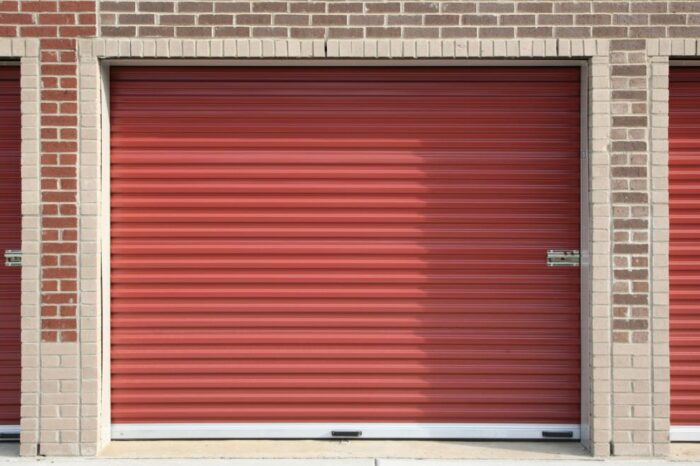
[671, 443, 700, 460]
[0, 441, 699, 464]
[101, 440, 590, 459]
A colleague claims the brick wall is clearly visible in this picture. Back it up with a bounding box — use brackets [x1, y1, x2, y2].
[91, 3, 698, 347]
[90, 0, 696, 456]
[2, 0, 700, 458]
[97, 1, 700, 40]
[0, 0, 97, 456]
[1, 1, 95, 341]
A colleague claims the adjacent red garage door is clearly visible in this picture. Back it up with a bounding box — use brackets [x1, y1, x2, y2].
[671, 66, 700, 441]
[0, 65, 21, 435]
[110, 66, 582, 440]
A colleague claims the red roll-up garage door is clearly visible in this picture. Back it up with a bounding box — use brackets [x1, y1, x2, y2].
[109, 66, 582, 440]
[0, 65, 21, 436]
[670, 66, 700, 441]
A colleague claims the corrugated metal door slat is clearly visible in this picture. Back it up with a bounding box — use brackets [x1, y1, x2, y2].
[0, 66, 21, 427]
[110, 67, 580, 429]
[671, 67, 700, 434]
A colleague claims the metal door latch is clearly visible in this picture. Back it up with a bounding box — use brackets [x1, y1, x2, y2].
[4, 250, 21, 267]
[331, 431, 362, 438]
[546, 249, 580, 267]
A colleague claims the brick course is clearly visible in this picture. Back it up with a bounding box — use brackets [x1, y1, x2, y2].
[0, 0, 699, 458]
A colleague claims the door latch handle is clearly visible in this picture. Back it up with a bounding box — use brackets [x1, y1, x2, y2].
[546, 249, 580, 267]
[4, 249, 21, 267]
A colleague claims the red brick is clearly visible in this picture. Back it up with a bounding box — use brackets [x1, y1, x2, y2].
[78, 13, 96, 24]
[479, 2, 514, 13]
[252, 1, 287, 13]
[387, 15, 422, 26]
[40, 38, 75, 49]
[479, 27, 514, 38]
[41, 128, 58, 139]
[59, 306, 76, 317]
[327, 27, 362, 38]
[101, 1, 134, 12]
[365, 2, 400, 13]
[0, 1, 18, 12]
[41, 331, 58, 342]
[0, 12, 33, 23]
[289, 2, 325, 13]
[348, 14, 383, 25]
[462, 14, 497, 25]
[139, 1, 175, 13]
[59, 25, 96, 36]
[175, 26, 212, 37]
[59, 1, 94, 12]
[366, 26, 401, 38]
[517, 26, 553, 38]
[328, 2, 362, 13]
[403, 27, 440, 38]
[198, 14, 233, 25]
[178, 1, 212, 13]
[554, 26, 592, 37]
[41, 229, 59, 241]
[38, 13, 77, 25]
[42, 292, 76, 304]
[517, 2, 552, 13]
[441, 26, 477, 38]
[59, 255, 77, 266]
[213, 26, 249, 37]
[44, 267, 77, 279]
[41, 64, 77, 76]
[42, 140, 77, 151]
[425, 14, 460, 25]
[42, 318, 77, 330]
[43, 217, 77, 230]
[251, 26, 287, 37]
[59, 176, 77, 188]
[500, 14, 536, 25]
[311, 14, 347, 25]
[21, 1, 57, 12]
[214, 2, 249, 13]
[160, 14, 195, 25]
[404, 2, 439, 13]
[273, 14, 308, 26]
[59, 102, 78, 114]
[442, 2, 477, 13]
[60, 331, 77, 343]
[100, 25, 135, 36]
[289, 27, 324, 38]
[60, 128, 77, 139]
[20, 25, 58, 37]
[119, 13, 155, 24]
[60, 77, 78, 88]
[41, 166, 77, 178]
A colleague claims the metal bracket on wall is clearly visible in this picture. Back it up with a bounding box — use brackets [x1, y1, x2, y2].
[546, 250, 580, 267]
[4, 249, 21, 267]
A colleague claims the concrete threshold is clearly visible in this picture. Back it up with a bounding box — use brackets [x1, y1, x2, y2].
[671, 443, 700, 460]
[100, 440, 590, 460]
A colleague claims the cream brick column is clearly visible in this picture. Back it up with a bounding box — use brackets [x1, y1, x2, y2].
[649, 55, 670, 457]
[645, 38, 700, 454]
[77, 40, 102, 456]
[588, 52, 613, 457]
[10, 37, 101, 457]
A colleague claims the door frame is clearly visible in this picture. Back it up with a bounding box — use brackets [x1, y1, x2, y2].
[0, 60, 22, 439]
[668, 59, 700, 442]
[99, 59, 591, 442]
